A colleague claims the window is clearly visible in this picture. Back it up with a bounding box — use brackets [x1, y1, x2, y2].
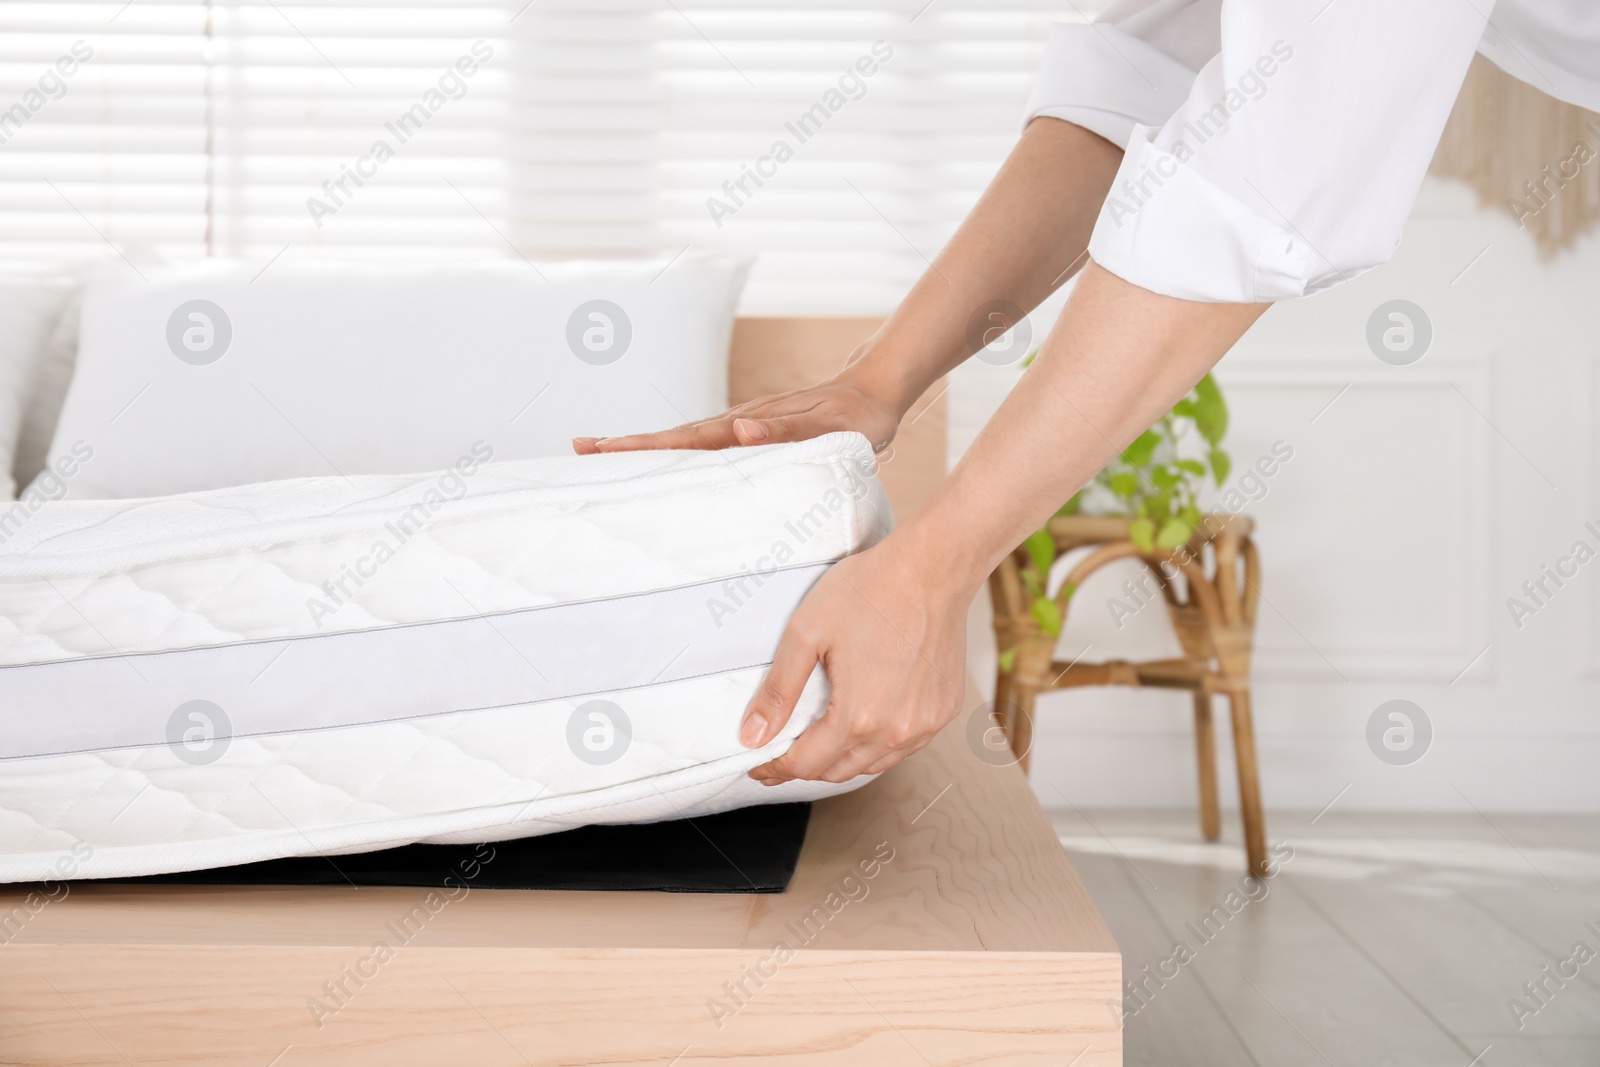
[0, 1, 1101, 311]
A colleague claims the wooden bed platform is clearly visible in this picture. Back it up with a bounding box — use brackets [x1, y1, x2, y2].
[0, 318, 1120, 1064]
[0, 717, 1121, 1065]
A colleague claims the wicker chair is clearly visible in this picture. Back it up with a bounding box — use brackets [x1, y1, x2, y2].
[988, 512, 1268, 876]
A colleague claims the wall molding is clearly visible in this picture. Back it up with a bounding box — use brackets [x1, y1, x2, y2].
[1215, 356, 1493, 684]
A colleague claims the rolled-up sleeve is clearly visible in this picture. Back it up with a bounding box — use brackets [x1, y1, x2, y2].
[1030, 2, 1492, 302]
[1023, 17, 1201, 150]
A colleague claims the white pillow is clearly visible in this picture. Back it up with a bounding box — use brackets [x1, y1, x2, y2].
[40, 254, 749, 499]
[0, 275, 77, 499]
[12, 283, 82, 496]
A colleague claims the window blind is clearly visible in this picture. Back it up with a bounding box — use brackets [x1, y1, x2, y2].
[657, 3, 1088, 311]
[0, 0, 1105, 312]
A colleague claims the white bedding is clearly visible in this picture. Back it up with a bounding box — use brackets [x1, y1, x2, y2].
[0, 432, 889, 882]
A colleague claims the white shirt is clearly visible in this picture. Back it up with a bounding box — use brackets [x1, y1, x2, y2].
[1026, 1, 1600, 302]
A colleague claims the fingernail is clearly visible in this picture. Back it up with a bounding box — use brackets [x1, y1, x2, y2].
[572, 437, 597, 451]
[740, 712, 767, 748]
[734, 419, 768, 442]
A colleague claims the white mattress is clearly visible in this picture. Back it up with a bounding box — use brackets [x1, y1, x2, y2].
[0, 432, 890, 882]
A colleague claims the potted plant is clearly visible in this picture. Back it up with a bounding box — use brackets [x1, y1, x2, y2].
[998, 370, 1231, 670]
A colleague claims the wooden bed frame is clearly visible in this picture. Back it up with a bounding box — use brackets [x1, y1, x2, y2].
[0, 319, 1122, 1065]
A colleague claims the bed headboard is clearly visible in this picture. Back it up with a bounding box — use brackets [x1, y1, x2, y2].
[729, 317, 946, 522]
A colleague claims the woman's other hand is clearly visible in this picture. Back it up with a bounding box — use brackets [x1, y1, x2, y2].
[572, 361, 908, 456]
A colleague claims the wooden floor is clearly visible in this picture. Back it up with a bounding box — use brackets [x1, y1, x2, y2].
[1052, 808, 1600, 1067]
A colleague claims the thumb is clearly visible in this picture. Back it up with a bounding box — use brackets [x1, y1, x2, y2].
[741, 626, 819, 748]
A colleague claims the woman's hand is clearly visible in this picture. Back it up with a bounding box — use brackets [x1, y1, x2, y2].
[572, 362, 909, 456]
[739, 533, 972, 785]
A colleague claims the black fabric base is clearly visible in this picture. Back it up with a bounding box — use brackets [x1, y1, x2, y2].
[111, 802, 812, 894]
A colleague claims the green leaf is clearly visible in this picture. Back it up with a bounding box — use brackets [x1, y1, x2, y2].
[1192, 374, 1229, 444]
[1156, 516, 1192, 549]
[1059, 581, 1078, 603]
[1030, 596, 1063, 638]
[1122, 429, 1160, 467]
[1150, 466, 1180, 489]
[1022, 348, 1040, 367]
[1170, 399, 1197, 419]
[1109, 471, 1140, 497]
[1057, 490, 1084, 516]
[1128, 517, 1156, 552]
[1181, 501, 1203, 528]
[1024, 528, 1056, 578]
[1209, 448, 1232, 485]
[1021, 568, 1042, 599]
[1175, 458, 1206, 476]
[998, 647, 1017, 673]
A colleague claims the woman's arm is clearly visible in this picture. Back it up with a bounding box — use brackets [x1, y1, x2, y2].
[573, 117, 1123, 455]
[578, 117, 1265, 784]
[585, 0, 1491, 782]
[742, 263, 1267, 784]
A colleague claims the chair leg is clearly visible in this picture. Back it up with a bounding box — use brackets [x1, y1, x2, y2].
[1192, 692, 1221, 841]
[993, 667, 1014, 743]
[1226, 688, 1269, 878]
[1010, 685, 1037, 775]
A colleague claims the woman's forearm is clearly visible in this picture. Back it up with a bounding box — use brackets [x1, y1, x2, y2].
[842, 118, 1124, 417]
[579, 118, 1120, 456]
[894, 262, 1270, 590]
[737, 267, 1266, 786]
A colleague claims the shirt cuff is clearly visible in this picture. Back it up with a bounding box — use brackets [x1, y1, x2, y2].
[1023, 22, 1198, 150]
[1087, 129, 1336, 303]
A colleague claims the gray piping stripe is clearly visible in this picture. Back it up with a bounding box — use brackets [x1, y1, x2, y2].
[0, 562, 831, 761]
[0, 658, 780, 764]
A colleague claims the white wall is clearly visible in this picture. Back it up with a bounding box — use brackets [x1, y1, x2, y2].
[953, 178, 1600, 813]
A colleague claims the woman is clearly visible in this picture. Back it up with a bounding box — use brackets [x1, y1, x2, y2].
[575, 2, 1599, 786]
